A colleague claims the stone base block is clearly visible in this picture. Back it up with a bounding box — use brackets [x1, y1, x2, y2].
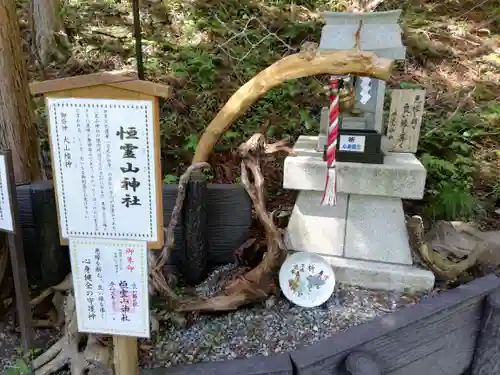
[320, 254, 435, 293]
[284, 135, 427, 199]
[284, 232, 435, 293]
[286, 191, 347, 258]
[284, 190, 435, 293]
[345, 195, 412, 265]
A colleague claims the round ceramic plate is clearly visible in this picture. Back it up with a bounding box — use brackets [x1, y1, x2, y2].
[279, 251, 336, 308]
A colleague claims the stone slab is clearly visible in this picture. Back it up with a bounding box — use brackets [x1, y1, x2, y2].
[319, 107, 328, 135]
[326, 255, 435, 293]
[342, 116, 367, 130]
[320, 10, 407, 60]
[284, 135, 427, 199]
[317, 107, 328, 151]
[344, 195, 412, 265]
[317, 134, 327, 152]
[286, 190, 347, 258]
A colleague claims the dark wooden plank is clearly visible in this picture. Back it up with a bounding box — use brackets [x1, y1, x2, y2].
[387, 321, 477, 375]
[206, 184, 252, 228]
[162, 185, 185, 268]
[207, 227, 252, 264]
[16, 184, 35, 228]
[30, 180, 70, 288]
[470, 290, 500, 374]
[345, 352, 382, 375]
[141, 353, 293, 375]
[182, 171, 208, 284]
[298, 301, 481, 375]
[162, 183, 251, 267]
[360, 301, 480, 368]
[20, 226, 40, 283]
[16, 182, 251, 283]
[290, 274, 500, 375]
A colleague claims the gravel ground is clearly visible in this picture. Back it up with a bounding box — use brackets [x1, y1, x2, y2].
[147, 263, 426, 369]
[0, 263, 431, 373]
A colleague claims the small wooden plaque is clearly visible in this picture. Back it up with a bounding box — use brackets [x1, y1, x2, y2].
[386, 89, 426, 153]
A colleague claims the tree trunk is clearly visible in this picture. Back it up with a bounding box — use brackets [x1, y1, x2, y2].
[32, 0, 67, 66]
[0, 0, 43, 184]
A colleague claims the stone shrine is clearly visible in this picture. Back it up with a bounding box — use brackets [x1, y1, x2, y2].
[283, 10, 435, 292]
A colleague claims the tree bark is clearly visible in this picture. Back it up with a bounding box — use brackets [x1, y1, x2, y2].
[32, 0, 67, 66]
[0, 0, 43, 184]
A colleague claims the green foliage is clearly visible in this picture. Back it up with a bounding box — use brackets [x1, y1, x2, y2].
[418, 105, 499, 220]
[21, 0, 500, 225]
[2, 358, 31, 375]
[2, 347, 41, 375]
[164, 174, 179, 184]
[183, 134, 199, 153]
[170, 49, 219, 90]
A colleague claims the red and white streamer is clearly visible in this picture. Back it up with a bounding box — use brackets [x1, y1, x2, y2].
[321, 76, 341, 206]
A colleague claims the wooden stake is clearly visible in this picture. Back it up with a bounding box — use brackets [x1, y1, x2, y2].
[2, 150, 34, 353]
[113, 336, 139, 375]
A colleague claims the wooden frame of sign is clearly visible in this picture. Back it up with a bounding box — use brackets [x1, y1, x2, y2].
[30, 71, 171, 375]
[30, 70, 168, 250]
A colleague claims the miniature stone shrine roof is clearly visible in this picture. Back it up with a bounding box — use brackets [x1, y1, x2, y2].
[319, 10, 406, 60]
[29, 69, 172, 99]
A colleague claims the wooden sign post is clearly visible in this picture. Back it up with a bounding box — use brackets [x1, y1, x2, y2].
[0, 150, 34, 354]
[30, 71, 171, 375]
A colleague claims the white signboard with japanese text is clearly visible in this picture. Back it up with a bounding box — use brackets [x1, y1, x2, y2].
[69, 237, 150, 337]
[47, 98, 159, 242]
[0, 154, 14, 233]
[339, 135, 366, 153]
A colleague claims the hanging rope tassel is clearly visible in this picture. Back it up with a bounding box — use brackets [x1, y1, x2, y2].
[321, 76, 341, 206]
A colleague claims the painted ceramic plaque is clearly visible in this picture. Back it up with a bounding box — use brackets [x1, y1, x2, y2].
[279, 251, 335, 308]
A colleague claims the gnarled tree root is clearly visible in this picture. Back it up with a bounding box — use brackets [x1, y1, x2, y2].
[149, 162, 210, 308]
[32, 293, 112, 375]
[406, 216, 486, 281]
[176, 134, 291, 312]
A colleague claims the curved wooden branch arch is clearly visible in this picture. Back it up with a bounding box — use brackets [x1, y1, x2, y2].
[192, 49, 394, 164]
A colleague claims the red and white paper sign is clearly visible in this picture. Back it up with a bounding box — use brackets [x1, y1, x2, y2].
[69, 237, 150, 337]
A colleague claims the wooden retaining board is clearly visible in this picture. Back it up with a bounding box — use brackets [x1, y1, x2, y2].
[142, 353, 294, 375]
[138, 275, 500, 375]
[162, 183, 252, 265]
[17, 181, 252, 286]
[289, 274, 500, 375]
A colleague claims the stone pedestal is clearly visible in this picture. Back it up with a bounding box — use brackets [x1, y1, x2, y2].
[283, 135, 435, 293]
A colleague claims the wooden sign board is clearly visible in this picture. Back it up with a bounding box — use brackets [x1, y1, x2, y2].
[69, 237, 150, 338]
[0, 152, 15, 233]
[386, 89, 426, 153]
[43, 84, 165, 249]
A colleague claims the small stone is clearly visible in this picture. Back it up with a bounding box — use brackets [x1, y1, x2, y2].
[265, 295, 277, 309]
